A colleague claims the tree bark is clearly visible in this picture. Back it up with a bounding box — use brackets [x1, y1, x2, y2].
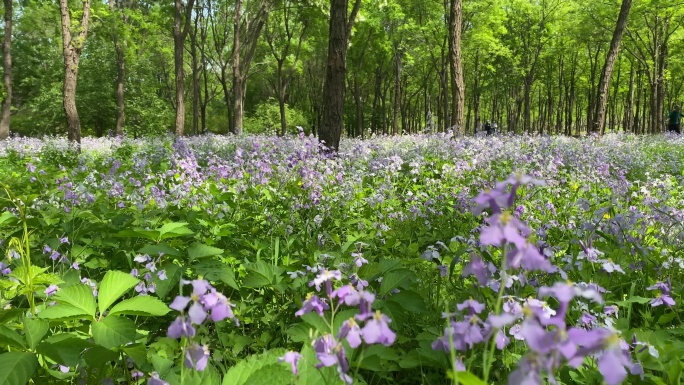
[0, 0, 12, 140]
[592, 0, 631, 134]
[173, 0, 195, 137]
[232, 0, 243, 134]
[448, 0, 464, 134]
[191, 9, 200, 135]
[60, 0, 91, 146]
[110, 0, 126, 137]
[319, 0, 361, 151]
[392, 47, 401, 135]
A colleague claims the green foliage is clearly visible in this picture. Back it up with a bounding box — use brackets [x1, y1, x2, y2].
[243, 99, 308, 135]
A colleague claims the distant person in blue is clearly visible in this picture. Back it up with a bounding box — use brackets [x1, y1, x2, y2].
[669, 105, 682, 134]
[485, 120, 493, 136]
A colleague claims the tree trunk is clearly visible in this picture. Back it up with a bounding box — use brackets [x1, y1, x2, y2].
[319, 0, 361, 151]
[110, 0, 126, 137]
[473, 50, 480, 133]
[370, 65, 381, 135]
[173, 0, 195, 137]
[624, 60, 634, 132]
[60, 0, 91, 146]
[448, 0, 464, 134]
[354, 74, 363, 138]
[0, 0, 12, 140]
[392, 48, 401, 135]
[191, 10, 200, 135]
[592, 0, 631, 134]
[232, 0, 243, 134]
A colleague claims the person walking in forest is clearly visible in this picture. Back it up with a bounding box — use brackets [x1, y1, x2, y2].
[485, 120, 493, 136]
[669, 105, 682, 134]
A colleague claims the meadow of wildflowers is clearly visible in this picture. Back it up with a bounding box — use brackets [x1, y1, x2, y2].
[0, 131, 683, 385]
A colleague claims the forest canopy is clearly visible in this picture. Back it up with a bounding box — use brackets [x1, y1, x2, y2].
[1, 0, 682, 140]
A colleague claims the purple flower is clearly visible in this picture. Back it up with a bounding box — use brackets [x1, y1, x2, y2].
[311, 269, 342, 295]
[338, 318, 363, 348]
[201, 290, 238, 324]
[184, 343, 210, 371]
[507, 243, 554, 272]
[462, 257, 490, 286]
[278, 351, 303, 375]
[647, 281, 676, 307]
[49, 251, 60, 261]
[59, 236, 69, 244]
[131, 370, 144, 379]
[479, 212, 529, 249]
[313, 335, 352, 384]
[598, 336, 639, 385]
[295, 294, 329, 317]
[437, 264, 448, 277]
[147, 372, 169, 385]
[456, 299, 485, 314]
[43, 245, 52, 254]
[167, 316, 196, 339]
[0, 262, 10, 275]
[134, 254, 150, 263]
[45, 285, 59, 296]
[495, 329, 510, 350]
[352, 253, 368, 267]
[360, 311, 396, 346]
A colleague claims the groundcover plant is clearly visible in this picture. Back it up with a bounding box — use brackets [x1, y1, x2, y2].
[0, 131, 683, 385]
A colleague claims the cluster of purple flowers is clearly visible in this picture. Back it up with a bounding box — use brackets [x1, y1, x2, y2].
[131, 253, 167, 295]
[281, 267, 396, 384]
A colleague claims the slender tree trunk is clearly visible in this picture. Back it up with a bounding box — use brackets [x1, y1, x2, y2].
[191, 10, 200, 136]
[448, 0, 464, 134]
[592, 0, 631, 134]
[60, 0, 91, 146]
[173, 0, 195, 137]
[473, 50, 480, 133]
[370, 65, 381, 135]
[624, 60, 634, 131]
[0, 0, 12, 140]
[354, 74, 363, 138]
[319, 0, 361, 151]
[392, 47, 401, 135]
[232, 0, 243, 134]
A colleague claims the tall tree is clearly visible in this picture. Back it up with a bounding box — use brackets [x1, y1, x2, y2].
[319, 0, 361, 151]
[110, 0, 126, 136]
[448, 0, 464, 134]
[591, 0, 631, 134]
[59, 0, 92, 145]
[0, 0, 12, 140]
[232, 0, 269, 134]
[173, 0, 195, 136]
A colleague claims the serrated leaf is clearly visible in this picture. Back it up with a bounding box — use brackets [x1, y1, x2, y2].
[91, 316, 136, 349]
[221, 349, 289, 385]
[53, 285, 96, 319]
[23, 317, 49, 350]
[82, 345, 119, 368]
[0, 352, 39, 385]
[158, 222, 193, 237]
[108, 295, 170, 317]
[0, 325, 26, 350]
[187, 242, 223, 260]
[38, 304, 91, 320]
[98, 270, 139, 314]
[138, 244, 182, 257]
[37, 336, 93, 367]
[379, 269, 415, 296]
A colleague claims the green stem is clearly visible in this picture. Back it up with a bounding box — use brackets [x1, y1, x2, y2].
[483, 244, 508, 383]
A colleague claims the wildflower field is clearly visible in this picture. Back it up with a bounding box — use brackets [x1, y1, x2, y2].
[1, 132, 684, 385]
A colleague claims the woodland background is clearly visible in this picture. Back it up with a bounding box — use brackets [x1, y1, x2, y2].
[0, 0, 682, 141]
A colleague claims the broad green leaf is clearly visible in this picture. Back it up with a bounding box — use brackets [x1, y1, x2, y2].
[98, 270, 139, 314]
[0, 325, 26, 349]
[386, 290, 428, 313]
[242, 260, 278, 288]
[53, 285, 96, 319]
[611, 296, 653, 306]
[187, 242, 223, 260]
[122, 343, 148, 367]
[82, 346, 119, 368]
[221, 349, 290, 385]
[154, 263, 183, 299]
[0, 352, 39, 385]
[158, 222, 194, 239]
[0, 211, 18, 226]
[0, 309, 24, 324]
[36, 335, 93, 367]
[138, 244, 182, 257]
[38, 304, 91, 320]
[195, 262, 239, 290]
[457, 371, 487, 385]
[23, 317, 49, 350]
[108, 295, 170, 317]
[91, 316, 136, 349]
[379, 269, 416, 296]
[115, 229, 159, 241]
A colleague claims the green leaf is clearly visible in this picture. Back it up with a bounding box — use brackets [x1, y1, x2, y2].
[0, 352, 39, 385]
[23, 317, 49, 350]
[108, 295, 170, 317]
[158, 222, 194, 239]
[187, 242, 224, 260]
[659, 313, 677, 325]
[0, 325, 27, 350]
[98, 270, 139, 314]
[379, 269, 415, 296]
[37, 335, 93, 367]
[154, 263, 183, 299]
[386, 290, 428, 313]
[38, 304, 91, 320]
[122, 343, 148, 367]
[138, 244, 182, 257]
[195, 262, 239, 290]
[82, 346, 119, 368]
[53, 284, 96, 319]
[91, 316, 136, 349]
[221, 349, 290, 385]
[611, 296, 653, 306]
[0, 309, 24, 324]
[457, 371, 487, 385]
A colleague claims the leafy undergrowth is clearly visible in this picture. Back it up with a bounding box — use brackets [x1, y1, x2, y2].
[0, 131, 683, 385]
